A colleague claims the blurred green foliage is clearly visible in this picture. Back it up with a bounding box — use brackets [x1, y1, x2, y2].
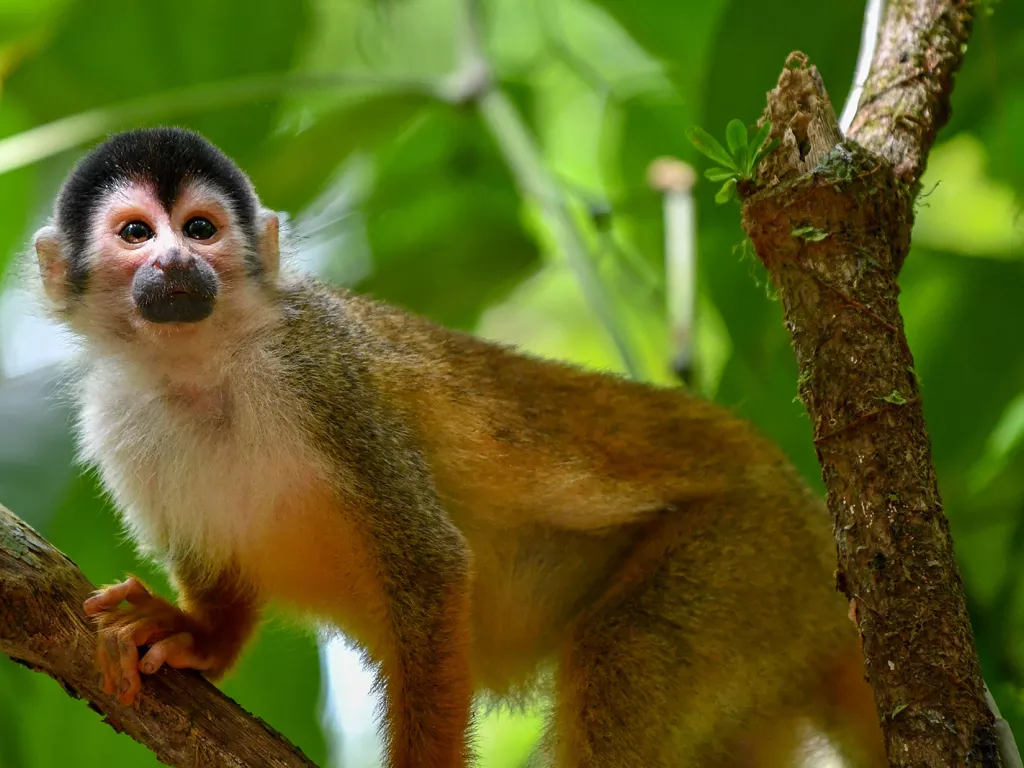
[0, 0, 1022, 766]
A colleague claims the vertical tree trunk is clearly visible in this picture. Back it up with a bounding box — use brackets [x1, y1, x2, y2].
[739, 0, 998, 761]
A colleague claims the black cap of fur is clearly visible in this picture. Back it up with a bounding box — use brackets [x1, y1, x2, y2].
[55, 127, 260, 294]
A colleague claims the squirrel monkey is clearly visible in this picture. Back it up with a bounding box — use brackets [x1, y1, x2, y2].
[34, 127, 884, 767]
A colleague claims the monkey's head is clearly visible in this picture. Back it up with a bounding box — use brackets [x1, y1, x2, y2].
[34, 127, 280, 350]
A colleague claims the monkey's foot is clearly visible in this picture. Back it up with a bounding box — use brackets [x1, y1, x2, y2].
[83, 576, 218, 706]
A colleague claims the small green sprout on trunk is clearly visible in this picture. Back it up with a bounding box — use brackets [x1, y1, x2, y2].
[686, 119, 776, 203]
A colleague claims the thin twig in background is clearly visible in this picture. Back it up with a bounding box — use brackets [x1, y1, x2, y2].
[453, 0, 644, 380]
[647, 158, 697, 386]
[839, 0, 887, 133]
[989, 684, 1024, 768]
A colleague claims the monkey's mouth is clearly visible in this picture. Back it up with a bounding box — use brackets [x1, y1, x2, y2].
[138, 290, 216, 324]
[132, 257, 219, 324]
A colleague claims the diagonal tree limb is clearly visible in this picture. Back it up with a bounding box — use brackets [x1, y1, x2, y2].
[737, 0, 1005, 763]
[0, 503, 319, 768]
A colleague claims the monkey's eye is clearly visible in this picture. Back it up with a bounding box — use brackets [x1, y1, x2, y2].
[118, 221, 154, 244]
[183, 217, 217, 241]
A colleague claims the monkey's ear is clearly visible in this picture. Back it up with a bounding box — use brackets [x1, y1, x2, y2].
[257, 210, 280, 276]
[34, 225, 68, 301]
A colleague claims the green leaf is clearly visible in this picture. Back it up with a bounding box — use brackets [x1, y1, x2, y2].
[726, 119, 748, 155]
[749, 120, 773, 155]
[686, 126, 738, 170]
[791, 226, 829, 242]
[704, 167, 738, 182]
[714, 178, 737, 204]
[748, 139, 780, 178]
[746, 122, 774, 175]
[725, 119, 749, 173]
[881, 390, 909, 405]
[757, 138, 780, 161]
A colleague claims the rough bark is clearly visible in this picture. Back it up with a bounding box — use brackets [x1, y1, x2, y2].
[0, 503, 318, 768]
[739, 0, 991, 759]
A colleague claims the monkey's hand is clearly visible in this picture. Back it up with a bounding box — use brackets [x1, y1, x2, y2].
[83, 575, 226, 706]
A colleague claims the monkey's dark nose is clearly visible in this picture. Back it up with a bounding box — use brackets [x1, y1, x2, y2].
[132, 249, 219, 324]
[153, 249, 198, 282]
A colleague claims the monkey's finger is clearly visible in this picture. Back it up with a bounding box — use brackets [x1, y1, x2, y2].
[96, 633, 119, 697]
[140, 632, 211, 674]
[129, 618, 173, 648]
[84, 575, 151, 616]
[116, 635, 142, 706]
[120, 575, 155, 606]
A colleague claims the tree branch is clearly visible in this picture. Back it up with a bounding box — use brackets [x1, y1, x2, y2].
[740, 8, 998, 759]
[0, 503, 318, 768]
[846, 0, 975, 187]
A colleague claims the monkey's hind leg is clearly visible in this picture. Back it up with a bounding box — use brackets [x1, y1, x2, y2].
[552, 581, 742, 765]
[550, 515, 839, 767]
